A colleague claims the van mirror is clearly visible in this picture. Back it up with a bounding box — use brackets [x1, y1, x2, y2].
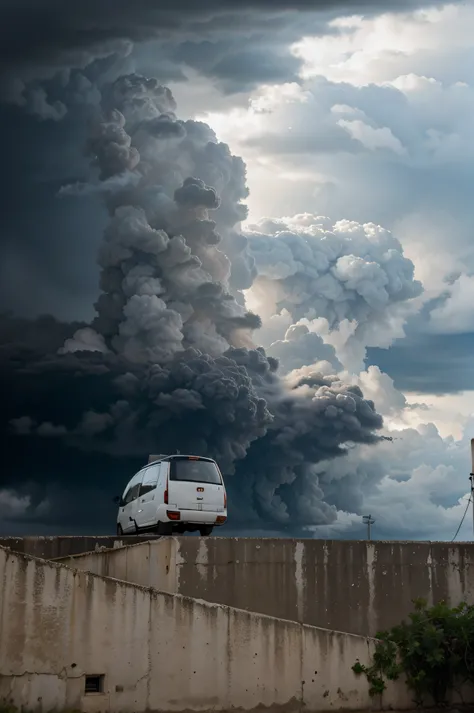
[112, 495, 121, 505]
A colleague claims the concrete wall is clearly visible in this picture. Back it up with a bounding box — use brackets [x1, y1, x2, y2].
[58, 537, 474, 637]
[0, 535, 158, 559]
[0, 544, 404, 713]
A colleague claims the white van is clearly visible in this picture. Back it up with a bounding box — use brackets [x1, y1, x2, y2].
[115, 454, 227, 537]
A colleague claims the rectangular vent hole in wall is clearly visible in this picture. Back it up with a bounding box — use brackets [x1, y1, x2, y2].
[85, 675, 105, 694]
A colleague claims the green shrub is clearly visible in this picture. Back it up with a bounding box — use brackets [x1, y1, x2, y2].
[352, 598, 474, 706]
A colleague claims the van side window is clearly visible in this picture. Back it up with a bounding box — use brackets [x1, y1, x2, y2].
[139, 464, 160, 496]
[123, 480, 141, 505]
[129, 483, 141, 502]
[123, 486, 135, 505]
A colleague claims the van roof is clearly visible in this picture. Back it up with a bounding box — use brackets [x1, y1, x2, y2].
[146, 454, 216, 467]
[147, 454, 168, 464]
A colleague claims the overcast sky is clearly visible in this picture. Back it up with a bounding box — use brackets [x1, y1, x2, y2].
[1, 0, 474, 541]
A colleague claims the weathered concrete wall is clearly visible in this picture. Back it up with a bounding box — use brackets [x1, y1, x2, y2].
[0, 535, 158, 559]
[0, 544, 407, 713]
[58, 537, 474, 637]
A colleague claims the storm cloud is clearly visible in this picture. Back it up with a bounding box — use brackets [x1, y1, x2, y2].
[1, 0, 464, 113]
[245, 214, 422, 329]
[1, 0, 458, 72]
[266, 323, 342, 375]
[1, 72, 394, 533]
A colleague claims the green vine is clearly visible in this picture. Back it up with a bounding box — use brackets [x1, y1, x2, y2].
[352, 598, 474, 706]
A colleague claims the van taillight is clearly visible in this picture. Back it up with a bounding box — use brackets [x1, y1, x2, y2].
[164, 471, 168, 504]
[224, 490, 227, 508]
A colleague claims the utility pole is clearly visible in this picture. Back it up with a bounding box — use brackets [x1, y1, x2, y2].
[470, 439, 474, 539]
[363, 514, 375, 541]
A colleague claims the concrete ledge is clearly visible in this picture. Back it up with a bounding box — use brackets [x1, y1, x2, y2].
[0, 535, 161, 559]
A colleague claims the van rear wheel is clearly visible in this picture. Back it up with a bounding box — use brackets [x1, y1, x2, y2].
[199, 526, 213, 537]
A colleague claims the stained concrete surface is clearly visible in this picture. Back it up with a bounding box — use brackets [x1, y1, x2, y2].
[0, 544, 401, 713]
[2, 537, 474, 711]
[57, 537, 474, 637]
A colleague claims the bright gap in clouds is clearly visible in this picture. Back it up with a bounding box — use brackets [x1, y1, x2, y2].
[292, 4, 473, 87]
[404, 392, 474, 440]
[194, 82, 334, 223]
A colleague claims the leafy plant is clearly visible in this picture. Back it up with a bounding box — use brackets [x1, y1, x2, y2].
[352, 598, 474, 706]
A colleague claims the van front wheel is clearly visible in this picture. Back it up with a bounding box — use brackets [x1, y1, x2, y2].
[199, 526, 213, 537]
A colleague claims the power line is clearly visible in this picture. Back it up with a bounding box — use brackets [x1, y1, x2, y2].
[451, 496, 471, 542]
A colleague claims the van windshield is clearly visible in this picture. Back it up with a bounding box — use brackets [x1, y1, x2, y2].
[170, 458, 221, 484]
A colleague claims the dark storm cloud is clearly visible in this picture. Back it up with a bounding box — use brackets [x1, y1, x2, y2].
[0, 101, 106, 321]
[145, 115, 187, 139]
[86, 110, 140, 180]
[174, 177, 220, 210]
[172, 40, 303, 92]
[1, 342, 383, 531]
[1, 332, 383, 532]
[0, 0, 463, 100]
[231, 361, 383, 525]
[2, 346, 273, 467]
[1, 72, 388, 534]
[0, 0, 455, 67]
[0, 313, 82, 355]
[81, 79, 260, 360]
